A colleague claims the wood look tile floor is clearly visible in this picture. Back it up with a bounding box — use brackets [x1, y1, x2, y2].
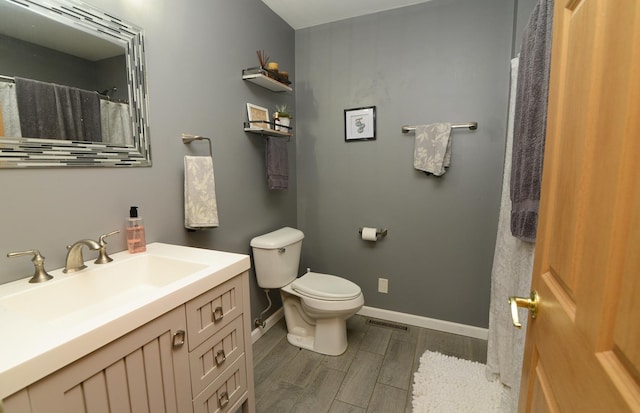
[252, 315, 488, 413]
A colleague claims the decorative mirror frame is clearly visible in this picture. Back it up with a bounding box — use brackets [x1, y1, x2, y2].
[0, 0, 151, 168]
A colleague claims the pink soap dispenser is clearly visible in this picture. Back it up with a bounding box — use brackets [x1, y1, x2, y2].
[127, 206, 146, 253]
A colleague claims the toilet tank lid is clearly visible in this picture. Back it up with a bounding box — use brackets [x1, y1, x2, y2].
[250, 227, 304, 249]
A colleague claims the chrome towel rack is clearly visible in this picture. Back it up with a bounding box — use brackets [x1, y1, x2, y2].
[182, 133, 212, 157]
[401, 122, 478, 133]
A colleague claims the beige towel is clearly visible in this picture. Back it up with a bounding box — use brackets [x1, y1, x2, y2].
[413, 123, 453, 176]
[184, 156, 219, 229]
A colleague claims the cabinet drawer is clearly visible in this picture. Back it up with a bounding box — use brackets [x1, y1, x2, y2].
[186, 275, 243, 351]
[193, 356, 247, 413]
[189, 315, 245, 398]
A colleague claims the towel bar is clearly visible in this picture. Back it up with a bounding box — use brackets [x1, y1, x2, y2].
[182, 133, 212, 157]
[401, 122, 478, 133]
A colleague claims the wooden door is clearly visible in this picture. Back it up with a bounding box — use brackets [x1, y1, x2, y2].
[518, 0, 640, 411]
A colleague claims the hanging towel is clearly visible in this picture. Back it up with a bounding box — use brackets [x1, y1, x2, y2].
[184, 156, 219, 229]
[510, 0, 554, 243]
[266, 137, 288, 189]
[53, 83, 102, 141]
[15, 77, 102, 141]
[0, 82, 21, 137]
[486, 57, 536, 413]
[413, 123, 453, 176]
[100, 100, 133, 146]
[15, 77, 57, 139]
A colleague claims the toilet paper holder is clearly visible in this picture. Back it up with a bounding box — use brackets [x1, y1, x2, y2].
[358, 227, 388, 237]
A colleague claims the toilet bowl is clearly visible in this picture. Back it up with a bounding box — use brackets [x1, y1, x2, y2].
[250, 227, 364, 356]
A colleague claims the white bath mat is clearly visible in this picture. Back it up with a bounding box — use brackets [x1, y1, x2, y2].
[412, 351, 507, 412]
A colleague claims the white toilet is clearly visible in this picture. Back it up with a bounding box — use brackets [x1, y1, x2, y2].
[250, 227, 364, 356]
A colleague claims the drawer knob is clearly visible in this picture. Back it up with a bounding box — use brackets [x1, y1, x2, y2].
[219, 391, 229, 408]
[172, 330, 185, 348]
[215, 349, 227, 366]
[213, 306, 225, 322]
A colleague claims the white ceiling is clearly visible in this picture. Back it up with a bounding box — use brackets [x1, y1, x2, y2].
[261, 0, 432, 29]
[0, 1, 123, 61]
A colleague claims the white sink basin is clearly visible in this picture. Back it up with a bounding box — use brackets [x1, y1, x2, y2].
[0, 254, 207, 325]
[0, 242, 251, 401]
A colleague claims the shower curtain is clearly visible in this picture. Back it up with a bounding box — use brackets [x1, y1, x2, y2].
[486, 57, 535, 413]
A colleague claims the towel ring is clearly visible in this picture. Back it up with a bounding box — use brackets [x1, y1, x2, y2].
[182, 133, 212, 157]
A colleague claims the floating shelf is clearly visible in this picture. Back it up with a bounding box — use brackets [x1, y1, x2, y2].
[242, 68, 292, 93]
[243, 122, 292, 138]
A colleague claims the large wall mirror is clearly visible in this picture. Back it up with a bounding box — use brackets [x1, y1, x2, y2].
[0, 0, 151, 168]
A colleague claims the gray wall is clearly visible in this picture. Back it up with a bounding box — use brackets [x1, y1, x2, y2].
[0, 34, 128, 103]
[295, 0, 515, 328]
[0, 34, 100, 90]
[0, 0, 296, 322]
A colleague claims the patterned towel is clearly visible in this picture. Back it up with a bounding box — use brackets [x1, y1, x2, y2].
[413, 123, 453, 176]
[184, 156, 219, 229]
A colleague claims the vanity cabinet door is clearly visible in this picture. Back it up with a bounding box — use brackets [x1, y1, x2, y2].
[26, 306, 191, 413]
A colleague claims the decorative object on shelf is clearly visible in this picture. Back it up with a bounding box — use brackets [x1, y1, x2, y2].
[344, 106, 376, 142]
[249, 50, 291, 86]
[273, 104, 292, 132]
[257, 50, 270, 68]
[246, 103, 271, 130]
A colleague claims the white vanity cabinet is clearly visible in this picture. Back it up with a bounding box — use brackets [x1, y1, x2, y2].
[2, 267, 255, 413]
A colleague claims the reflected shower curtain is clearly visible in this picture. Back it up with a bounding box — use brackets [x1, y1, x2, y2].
[486, 57, 535, 413]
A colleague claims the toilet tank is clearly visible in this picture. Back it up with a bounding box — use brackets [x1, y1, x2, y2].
[250, 227, 304, 289]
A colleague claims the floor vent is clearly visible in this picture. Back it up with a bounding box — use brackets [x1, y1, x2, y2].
[367, 319, 408, 331]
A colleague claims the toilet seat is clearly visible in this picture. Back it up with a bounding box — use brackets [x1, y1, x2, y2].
[291, 272, 361, 301]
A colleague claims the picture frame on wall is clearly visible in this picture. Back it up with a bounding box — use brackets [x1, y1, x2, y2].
[246, 103, 271, 129]
[344, 106, 376, 141]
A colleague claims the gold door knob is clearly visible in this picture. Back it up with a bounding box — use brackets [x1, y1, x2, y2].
[508, 291, 539, 329]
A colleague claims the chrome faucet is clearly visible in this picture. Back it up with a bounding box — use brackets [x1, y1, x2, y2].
[64, 239, 100, 273]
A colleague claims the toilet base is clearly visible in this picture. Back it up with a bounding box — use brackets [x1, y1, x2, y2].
[285, 317, 348, 356]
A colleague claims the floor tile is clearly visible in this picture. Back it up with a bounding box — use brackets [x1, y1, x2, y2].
[358, 326, 392, 355]
[335, 350, 384, 408]
[366, 383, 408, 413]
[290, 367, 345, 413]
[377, 339, 416, 390]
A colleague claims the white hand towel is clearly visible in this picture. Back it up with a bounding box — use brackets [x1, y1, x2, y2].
[184, 156, 219, 229]
[413, 123, 453, 176]
[100, 100, 133, 146]
[0, 82, 22, 137]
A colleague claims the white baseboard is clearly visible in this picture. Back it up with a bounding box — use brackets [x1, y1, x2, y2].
[357, 306, 489, 340]
[250, 305, 488, 343]
[251, 307, 284, 344]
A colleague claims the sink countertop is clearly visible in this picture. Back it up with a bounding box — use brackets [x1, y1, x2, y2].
[0, 242, 250, 400]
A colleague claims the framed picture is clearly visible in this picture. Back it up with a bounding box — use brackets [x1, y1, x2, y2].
[344, 106, 376, 141]
[246, 103, 270, 129]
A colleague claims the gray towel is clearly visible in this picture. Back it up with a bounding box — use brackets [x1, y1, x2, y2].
[53, 83, 102, 142]
[510, 0, 554, 243]
[15, 77, 102, 141]
[413, 123, 453, 176]
[15, 77, 58, 139]
[266, 137, 288, 189]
